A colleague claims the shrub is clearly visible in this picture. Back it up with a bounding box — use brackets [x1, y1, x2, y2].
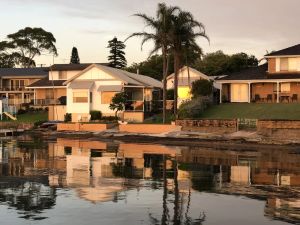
[101, 116, 118, 122]
[191, 79, 213, 97]
[34, 120, 47, 128]
[90, 110, 102, 120]
[178, 96, 211, 119]
[64, 113, 72, 122]
[17, 109, 27, 115]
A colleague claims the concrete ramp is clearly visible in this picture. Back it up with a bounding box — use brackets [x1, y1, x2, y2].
[3, 112, 17, 121]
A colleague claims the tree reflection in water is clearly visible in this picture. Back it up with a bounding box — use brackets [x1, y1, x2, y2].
[148, 155, 206, 225]
[0, 181, 56, 220]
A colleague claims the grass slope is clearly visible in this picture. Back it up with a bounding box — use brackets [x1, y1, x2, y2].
[2, 111, 48, 123]
[199, 103, 300, 120]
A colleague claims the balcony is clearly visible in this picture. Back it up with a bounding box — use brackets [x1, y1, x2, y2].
[34, 99, 61, 106]
[0, 86, 33, 92]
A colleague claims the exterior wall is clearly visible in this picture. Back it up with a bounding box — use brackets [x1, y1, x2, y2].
[57, 123, 115, 132]
[119, 124, 181, 134]
[251, 83, 274, 99]
[176, 119, 237, 133]
[268, 58, 276, 73]
[48, 105, 67, 121]
[71, 113, 90, 122]
[123, 112, 144, 122]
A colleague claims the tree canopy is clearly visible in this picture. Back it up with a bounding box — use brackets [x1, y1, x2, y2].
[126, 54, 174, 81]
[70, 47, 80, 64]
[0, 27, 57, 68]
[107, 37, 127, 68]
[194, 51, 258, 76]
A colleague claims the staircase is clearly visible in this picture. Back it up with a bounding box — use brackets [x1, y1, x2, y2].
[3, 112, 17, 120]
[0, 99, 17, 121]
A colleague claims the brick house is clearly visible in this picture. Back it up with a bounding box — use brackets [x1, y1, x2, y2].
[217, 44, 300, 103]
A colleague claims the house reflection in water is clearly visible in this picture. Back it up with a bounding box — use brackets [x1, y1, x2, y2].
[0, 138, 299, 223]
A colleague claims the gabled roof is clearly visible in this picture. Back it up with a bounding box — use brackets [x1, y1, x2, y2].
[27, 77, 66, 88]
[0, 67, 48, 77]
[69, 81, 94, 89]
[49, 63, 108, 71]
[265, 44, 300, 57]
[217, 63, 300, 81]
[64, 64, 162, 88]
[167, 66, 210, 80]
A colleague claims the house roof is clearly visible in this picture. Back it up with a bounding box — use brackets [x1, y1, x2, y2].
[0, 67, 48, 77]
[27, 77, 66, 88]
[217, 63, 300, 81]
[49, 63, 108, 71]
[167, 66, 211, 81]
[64, 64, 162, 88]
[98, 85, 123, 92]
[265, 44, 300, 57]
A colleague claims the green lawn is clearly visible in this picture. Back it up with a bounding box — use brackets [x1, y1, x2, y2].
[199, 103, 300, 120]
[2, 111, 48, 123]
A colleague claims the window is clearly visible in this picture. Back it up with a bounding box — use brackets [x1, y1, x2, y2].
[101, 92, 117, 104]
[73, 91, 88, 103]
[90, 92, 93, 103]
[45, 89, 54, 99]
[289, 58, 298, 71]
[281, 83, 290, 93]
[280, 58, 288, 71]
[58, 71, 67, 79]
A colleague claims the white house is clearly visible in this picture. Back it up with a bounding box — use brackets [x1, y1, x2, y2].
[166, 66, 219, 104]
[63, 64, 162, 122]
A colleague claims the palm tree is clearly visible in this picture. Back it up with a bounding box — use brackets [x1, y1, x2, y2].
[126, 3, 179, 123]
[169, 11, 209, 115]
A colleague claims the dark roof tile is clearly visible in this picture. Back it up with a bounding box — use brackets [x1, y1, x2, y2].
[218, 64, 300, 81]
[50, 63, 108, 71]
[265, 44, 300, 57]
[0, 67, 48, 77]
[27, 77, 66, 88]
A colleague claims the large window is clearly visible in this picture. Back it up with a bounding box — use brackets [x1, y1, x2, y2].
[101, 92, 117, 104]
[280, 58, 288, 71]
[73, 91, 88, 103]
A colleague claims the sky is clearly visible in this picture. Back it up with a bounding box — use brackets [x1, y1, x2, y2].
[0, 0, 299, 67]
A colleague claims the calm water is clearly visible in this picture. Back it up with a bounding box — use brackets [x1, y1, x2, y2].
[0, 136, 299, 225]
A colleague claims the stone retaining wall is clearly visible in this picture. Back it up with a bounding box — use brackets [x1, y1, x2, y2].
[176, 119, 237, 133]
[57, 123, 115, 132]
[257, 120, 300, 138]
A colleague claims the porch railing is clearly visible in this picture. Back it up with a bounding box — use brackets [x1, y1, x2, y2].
[0, 86, 34, 92]
[34, 99, 61, 106]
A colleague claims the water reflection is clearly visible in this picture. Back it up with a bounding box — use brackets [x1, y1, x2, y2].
[0, 136, 299, 224]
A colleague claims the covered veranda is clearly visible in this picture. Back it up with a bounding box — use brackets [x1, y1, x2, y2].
[219, 80, 300, 103]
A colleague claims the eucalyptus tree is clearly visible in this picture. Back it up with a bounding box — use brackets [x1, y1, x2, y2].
[2, 27, 58, 68]
[169, 11, 209, 115]
[126, 3, 179, 123]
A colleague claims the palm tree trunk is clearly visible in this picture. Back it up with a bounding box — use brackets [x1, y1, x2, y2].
[162, 47, 167, 124]
[173, 52, 180, 116]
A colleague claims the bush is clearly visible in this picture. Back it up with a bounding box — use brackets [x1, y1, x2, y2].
[178, 96, 211, 119]
[101, 116, 117, 121]
[191, 80, 213, 97]
[90, 110, 102, 120]
[64, 113, 72, 122]
[17, 109, 27, 115]
[34, 120, 47, 128]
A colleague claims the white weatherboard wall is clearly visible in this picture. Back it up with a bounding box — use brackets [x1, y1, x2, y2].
[230, 84, 249, 102]
[66, 66, 124, 115]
